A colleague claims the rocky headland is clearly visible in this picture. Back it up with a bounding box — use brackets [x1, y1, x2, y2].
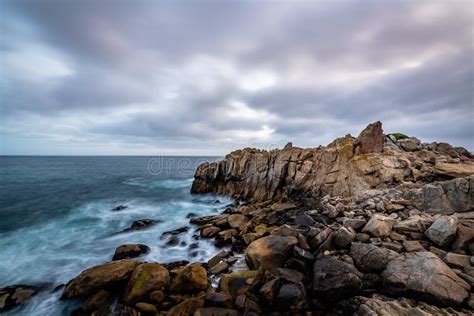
[2, 122, 473, 315]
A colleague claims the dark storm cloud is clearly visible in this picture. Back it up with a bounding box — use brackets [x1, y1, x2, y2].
[1, 0, 472, 155]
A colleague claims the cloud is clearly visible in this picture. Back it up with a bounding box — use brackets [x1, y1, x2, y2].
[1, 0, 472, 155]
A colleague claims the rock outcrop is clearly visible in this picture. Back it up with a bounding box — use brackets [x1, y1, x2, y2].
[191, 122, 474, 205]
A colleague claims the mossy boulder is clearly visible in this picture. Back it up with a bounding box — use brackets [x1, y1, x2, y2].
[388, 133, 409, 140]
[124, 263, 170, 305]
[0, 285, 40, 312]
[170, 264, 208, 293]
[61, 259, 140, 299]
[219, 270, 258, 297]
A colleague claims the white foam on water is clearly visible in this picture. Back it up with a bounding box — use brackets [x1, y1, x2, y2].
[0, 182, 233, 315]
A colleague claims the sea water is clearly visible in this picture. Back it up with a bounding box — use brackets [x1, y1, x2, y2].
[0, 156, 232, 315]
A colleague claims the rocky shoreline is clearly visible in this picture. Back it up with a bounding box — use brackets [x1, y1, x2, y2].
[1, 122, 473, 315]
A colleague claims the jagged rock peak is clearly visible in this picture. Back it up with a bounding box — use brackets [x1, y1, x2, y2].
[191, 122, 474, 203]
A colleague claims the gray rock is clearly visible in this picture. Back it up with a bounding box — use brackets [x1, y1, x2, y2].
[313, 256, 362, 302]
[425, 216, 458, 247]
[333, 227, 356, 248]
[350, 243, 399, 273]
[381, 251, 470, 306]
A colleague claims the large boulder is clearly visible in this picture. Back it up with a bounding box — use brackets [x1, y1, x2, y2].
[424, 216, 458, 248]
[170, 264, 208, 293]
[0, 285, 40, 312]
[313, 256, 363, 302]
[61, 259, 140, 299]
[381, 251, 471, 306]
[245, 235, 298, 269]
[420, 177, 474, 214]
[124, 262, 170, 305]
[350, 243, 400, 273]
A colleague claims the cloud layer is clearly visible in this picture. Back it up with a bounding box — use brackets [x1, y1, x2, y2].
[1, 0, 473, 155]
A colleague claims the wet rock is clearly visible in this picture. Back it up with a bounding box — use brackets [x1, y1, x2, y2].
[124, 262, 170, 305]
[149, 289, 165, 304]
[219, 270, 258, 297]
[312, 256, 362, 302]
[276, 282, 306, 312]
[425, 215, 458, 247]
[210, 262, 230, 275]
[61, 259, 140, 299]
[186, 212, 198, 218]
[382, 251, 471, 306]
[161, 260, 189, 270]
[362, 214, 397, 238]
[208, 250, 232, 268]
[227, 214, 249, 229]
[112, 244, 150, 261]
[111, 205, 128, 211]
[350, 243, 400, 273]
[0, 285, 40, 312]
[170, 264, 208, 293]
[245, 235, 298, 269]
[120, 219, 159, 233]
[161, 226, 189, 238]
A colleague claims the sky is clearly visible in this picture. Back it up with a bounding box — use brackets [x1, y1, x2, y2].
[1, 0, 473, 155]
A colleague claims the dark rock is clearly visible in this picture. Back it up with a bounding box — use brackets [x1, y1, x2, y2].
[342, 218, 366, 230]
[293, 245, 314, 262]
[219, 270, 258, 298]
[134, 302, 158, 315]
[333, 227, 356, 248]
[186, 212, 198, 218]
[350, 243, 400, 273]
[167, 297, 204, 316]
[294, 215, 315, 227]
[0, 285, 40, 312]
[161, 260, 189, 270]
[119, 219, 159, 233]
[111, 205, 128, 211]
[276, 282, 306, 312]
[112, 244, 150, 261]
[161, 226, 189, 238]
[84, 289, 110, 312]
[204, 292, 233, 308]
[165, 236, 180, 246]
[266, 268, 304, 284]
[313, 256, 362, 302]
[259, 278, 280, 305]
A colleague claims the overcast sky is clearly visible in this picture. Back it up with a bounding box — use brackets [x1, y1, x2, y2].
[1, 0, 473, 155]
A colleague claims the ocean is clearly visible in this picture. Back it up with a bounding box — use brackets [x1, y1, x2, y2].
[0, 156, 233, 315]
